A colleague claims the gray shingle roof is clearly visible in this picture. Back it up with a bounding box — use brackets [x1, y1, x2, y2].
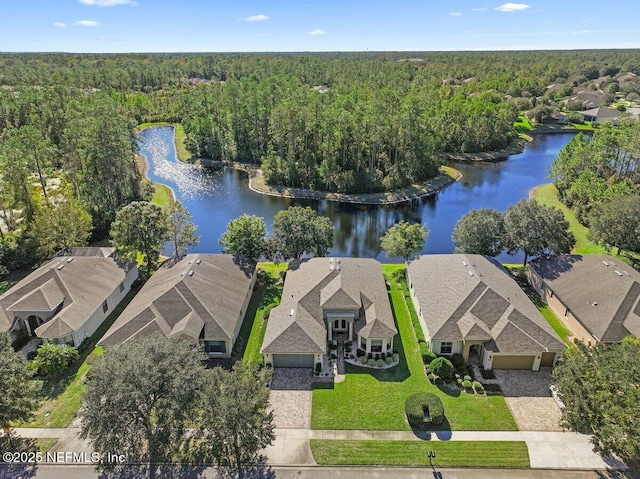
[530, 254, 640, 342]
[0, 256, 135, 337]
[99, 254, 255, 346]
[261, 258, 396, 354]
[407, 254, 565, 354]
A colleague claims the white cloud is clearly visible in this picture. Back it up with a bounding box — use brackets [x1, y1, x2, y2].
[494, 3, 530, 12]
[78, 0, 137, 6]
[53, 22, 67, 28]
[307, 29, 327, 35]
[449, 12, 462, 16]
[75, 20, 101, 27]
[472, 7, 488, 11]
[242, 14, 269, 22]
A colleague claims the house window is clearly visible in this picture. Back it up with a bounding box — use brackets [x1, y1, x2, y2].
[56, 335, 74, 347]
[102, 300, 109, 313]
[203, 341, 226, 354]
[440, 342, 453, 355]
[371, 339, 383, 353]
[119, 282, 125, 293]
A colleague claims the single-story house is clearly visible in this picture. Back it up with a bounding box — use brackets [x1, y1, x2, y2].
[0, 255, 137, 348]
[406, 254, 565, 371]
[580, 107, 623, 124]
[261, 258, 397, 369]
[100, 254, 256, 358]
[529, 254, 640, 345]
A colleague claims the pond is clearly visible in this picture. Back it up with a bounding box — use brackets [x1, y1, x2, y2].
[138, 126, 575, 263]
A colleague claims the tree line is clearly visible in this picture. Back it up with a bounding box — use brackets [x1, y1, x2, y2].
[550, 119, 640, 256]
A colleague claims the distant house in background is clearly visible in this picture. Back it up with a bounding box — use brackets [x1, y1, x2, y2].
[100, 254, 256, 358]
[261, 258, 397, 369]
[0, 256, 137, 348]
[580, 107, 623, 124]
[529, 254, 640, 345]
[407, 255, 565, 371]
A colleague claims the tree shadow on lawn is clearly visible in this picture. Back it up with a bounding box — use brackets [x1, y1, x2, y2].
[434, 382, 461, 398]
[409, 417, 453, 441]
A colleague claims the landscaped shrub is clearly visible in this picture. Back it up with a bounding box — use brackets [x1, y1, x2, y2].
[359, 355, 368, 365]
[376, 359, 384, 367]
[462, 379, 472, 390]
[472, 381, 485, 394]
[463, 375, 471, 381]
[385, 356, 393, 364]
[451, 353, 465, 369]
[419, 342, 437, 365]
[405, 392, 445, 427]
[357, 349, 365, 357]
[427, 357, 454, 382]
[392, 353, 399, 362]
[484, 383, 502, 394]
[31, 343, 79, 377]
[367, 358, 376, 366]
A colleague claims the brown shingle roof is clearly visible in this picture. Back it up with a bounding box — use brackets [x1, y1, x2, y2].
[0, 256, 135, 337]
[99, 254, 255, 346]
[531, 254, 640, 342]
[407, 254, 565, 354]
[261, 258, 396, 354]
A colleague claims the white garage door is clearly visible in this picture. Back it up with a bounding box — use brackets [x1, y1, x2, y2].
[272, 354, 314, 368]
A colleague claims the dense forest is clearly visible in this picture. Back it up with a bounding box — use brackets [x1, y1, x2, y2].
[2, 50, 640, 269]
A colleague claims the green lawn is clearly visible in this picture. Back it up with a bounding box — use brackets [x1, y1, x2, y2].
[514, 116, 533, 133]
[531, 183, 607, 255]
[241, 262, 287, 364]
[151, 183, 173, 208]
[521, 281, 573, 347]
[311, 266, 517, 431]
[311, 440, 530, 467]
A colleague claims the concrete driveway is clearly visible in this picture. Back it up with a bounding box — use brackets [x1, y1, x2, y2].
[493, 368, 563, 431]
[269, 368, 313, 429]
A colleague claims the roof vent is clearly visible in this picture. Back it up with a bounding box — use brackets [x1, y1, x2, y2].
[290, 308, 295, 316]
[188, 270, 194, 276]
[602, 260, 609, 266]
[593, 302, 598, 306]
[336, 258, 341, 263]
[181, 272, 185, 276]
[57, 264, 64, 270]
[468, 271, 474, 276]
[463, 261, 468, 267]
[196, 259, 201, 265]
[66, 257, 74, 263]
[614, 270, 623, 276]
[623, 271, 630, 276]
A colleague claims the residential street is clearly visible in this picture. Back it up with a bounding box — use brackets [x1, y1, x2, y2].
[0, 464, 636, 479]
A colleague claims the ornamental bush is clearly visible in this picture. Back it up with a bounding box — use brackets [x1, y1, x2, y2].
[31, 343, 79, 377]
[392, 353, 399, 362]
[376, 359, 384, 367]
[419, 342, 437, 365]
[427, 357, 455, 381]
[367, 358, 376, 367]
[385, 356, 393, 364]
[405, 392, 445, 427]
[451, 353, 465, 369]
[359, 355, 368, 365]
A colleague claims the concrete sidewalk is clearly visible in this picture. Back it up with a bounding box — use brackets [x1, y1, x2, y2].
[10, 427, 627, 471]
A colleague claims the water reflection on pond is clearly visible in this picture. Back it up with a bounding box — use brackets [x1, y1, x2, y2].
[138, 126, 575, 263]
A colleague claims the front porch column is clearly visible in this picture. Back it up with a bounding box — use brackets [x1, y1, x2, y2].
[462, 342, 471, 362]
[328, 320, 333, 341]
[348, 321, 353, 340]
[389, 336, 394, 352]
[532, 354, 542, 372]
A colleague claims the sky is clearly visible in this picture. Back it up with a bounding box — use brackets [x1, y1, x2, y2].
[1, 0, 640, 53]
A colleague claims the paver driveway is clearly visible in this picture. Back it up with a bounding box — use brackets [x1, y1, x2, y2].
[269, 368, 313, 429]
[493, 368, 563, 432]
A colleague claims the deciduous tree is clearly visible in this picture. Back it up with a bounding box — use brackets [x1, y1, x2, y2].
[451, 208, 504, 256]
[503, 199, 574, 266]
[0, 332, 39, 433]
[165, 200, 199, 257]
[197, 362, 274, 478]
[80, 333, 205, 477]
[380, 220, 428, 261]
[110, 201, 169, 276]
[219, 214, 267, 261]
[553, 338, 640, 468]
[270, 206, 334, 261]
[588, 195, 640, 255]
